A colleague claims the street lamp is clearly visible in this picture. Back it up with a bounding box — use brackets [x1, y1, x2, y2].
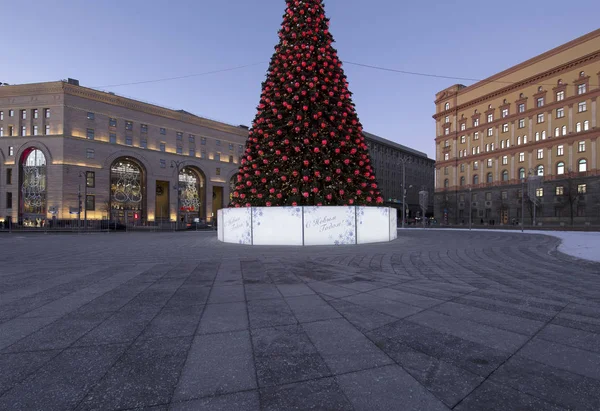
[78, 171, 88, 230]
[171, 160, 186, 230]
[397, 154, 412, 229]
[469, 186, 472, 231]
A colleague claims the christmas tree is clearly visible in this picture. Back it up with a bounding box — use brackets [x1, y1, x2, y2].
[230, 0, 382, 208]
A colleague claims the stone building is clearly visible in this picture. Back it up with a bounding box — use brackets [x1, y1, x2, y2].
[0, 79, 435, 228]
[364, 132, 435, 219]
[433, 29, 600, 226]
[0, 79, 248, 226]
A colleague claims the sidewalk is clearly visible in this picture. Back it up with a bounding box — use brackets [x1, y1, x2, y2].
[423, 228, 600, 263]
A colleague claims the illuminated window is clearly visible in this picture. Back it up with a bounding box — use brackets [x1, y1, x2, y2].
[557, 145, 563, 156]
[556, 108, 564, 118]
[86, 128, 95, 140]
[555, 186, 564, 196]
[519, 152, 525, 162]
[578, 101, 587, 112]
[578, 159, 587, 172]
[556, 91, 565, 101]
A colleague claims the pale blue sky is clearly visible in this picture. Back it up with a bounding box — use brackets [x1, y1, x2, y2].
[2, 0, 598, 157]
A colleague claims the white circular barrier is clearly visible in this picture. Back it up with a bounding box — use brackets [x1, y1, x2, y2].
[217, 206, 397, 246]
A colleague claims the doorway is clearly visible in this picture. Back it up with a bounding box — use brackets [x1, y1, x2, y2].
[155, 181, 170, 222]
[212, 186, 223, 220]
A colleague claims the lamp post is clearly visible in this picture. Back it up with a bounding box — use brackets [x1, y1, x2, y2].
[398, 155, 412, 229]
[171, 160, 186, 230]
[469, 186, 472, 231]
[79, 171, 88, 229]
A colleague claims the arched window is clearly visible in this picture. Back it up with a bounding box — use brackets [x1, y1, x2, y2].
[538, 86, 543, 92]
[584, 120, 589, 131]
[444, 102, 450, 110]
[578, 159, 587, 172]
[542, 131, 546, 140]
[444, 179, 449, 188]
[502, 170, 509, 181]
[580, 71, 585, 77]
[488, 104, 492, 109]
[561, 126, 567, 136]
[179, 166, 206, 223]
[473, 175, 479, 185]
[460, 176, 465, 186]
[555, 127, 560, 137]
[110, 158, 145, 223]
[523, 135, 528, 144]
[557, 79, 563, 85]
[519, 168, 525, 180]
[556, 162, 565, 175]
[506, 139, 510, 148]
[485, 144, 489, 152]
[503, 99, 508, 104]
[576, 122, 582, 132]
[501, 140, 505, 149]
[20, 148, 47, 220]
[536, 165, 544, 176]
[517, 136, 521, 145]
[487, 172, 493, 183]
[519, 93, 524, 98]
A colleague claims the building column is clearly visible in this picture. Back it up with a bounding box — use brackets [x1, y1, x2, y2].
[205, 181, 214, 222]
[568, 104, 574, 133]
[528, 117, 533, 140]
[547, 110, 553, 136]
[510, 154, 515, 179]
[146, 176, 156, 222]
[495, 158, 499, 182]
[592, 139, 597, 169]
[495, 126, 499, 148]
[568, 144, 573, 169]
[510, 121, 515, 145]
[547, 148, 552, 174]
[592, 98, 597, 128]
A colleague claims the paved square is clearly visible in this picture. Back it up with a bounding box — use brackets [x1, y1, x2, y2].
[1, 230, 599, 410]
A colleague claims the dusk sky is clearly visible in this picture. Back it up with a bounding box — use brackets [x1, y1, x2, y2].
[3, 0, 599, 158]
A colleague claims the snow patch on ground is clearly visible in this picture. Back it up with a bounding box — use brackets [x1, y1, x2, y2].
[412, 228, 600, 263]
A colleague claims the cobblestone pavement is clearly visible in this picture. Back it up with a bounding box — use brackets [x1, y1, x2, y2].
[1, 230, 599, 410]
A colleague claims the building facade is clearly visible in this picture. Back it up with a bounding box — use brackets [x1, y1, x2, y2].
[434, 29, 600, 226]
[0, 80, 248, 226]
[364, 132, 435, 219]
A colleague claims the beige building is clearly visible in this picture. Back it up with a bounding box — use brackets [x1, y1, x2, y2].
[0, 79, 248, 227]
[433, 29, 600, 226]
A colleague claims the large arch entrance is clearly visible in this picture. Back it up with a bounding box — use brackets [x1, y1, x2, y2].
[20, 148, 47, 226]
[178, 166, 206, 224]
[110, 157, 145, 224]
